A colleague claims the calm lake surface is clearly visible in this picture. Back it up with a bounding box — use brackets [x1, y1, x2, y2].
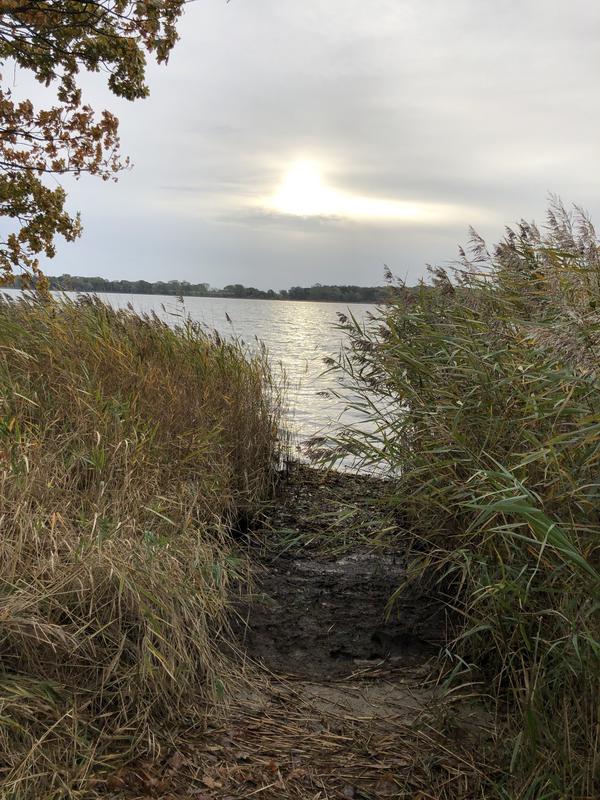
[2, 290, 376, 452]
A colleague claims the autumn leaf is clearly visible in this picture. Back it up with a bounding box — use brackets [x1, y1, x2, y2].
[0, 1, 186, 282]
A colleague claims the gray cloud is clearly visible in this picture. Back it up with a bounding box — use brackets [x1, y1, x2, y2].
[31, 0, 600, 287]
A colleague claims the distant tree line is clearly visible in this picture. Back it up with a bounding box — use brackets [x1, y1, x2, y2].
[11, 275, 391, 303]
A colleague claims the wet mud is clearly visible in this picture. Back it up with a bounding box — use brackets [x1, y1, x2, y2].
[235, 551, 449, 678]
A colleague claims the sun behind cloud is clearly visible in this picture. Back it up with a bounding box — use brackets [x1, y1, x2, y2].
[272, 161, 332, 216]
[264, 160, 485, 225]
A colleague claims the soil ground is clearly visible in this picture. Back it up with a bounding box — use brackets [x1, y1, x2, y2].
[106, 466, 493, 799]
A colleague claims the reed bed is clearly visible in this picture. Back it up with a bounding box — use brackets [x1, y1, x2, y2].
[331, 201, 600, 798]
[0, 294, 282, 798]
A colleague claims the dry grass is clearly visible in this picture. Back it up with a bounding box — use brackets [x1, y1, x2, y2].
[0, 293, 282, 798]
[97, 664, 493, 799]
[330, 201, 600, 798]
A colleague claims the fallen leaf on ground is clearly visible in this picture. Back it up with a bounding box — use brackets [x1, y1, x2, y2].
[167, 751, 186, 771]
[201, 774, 222, 789]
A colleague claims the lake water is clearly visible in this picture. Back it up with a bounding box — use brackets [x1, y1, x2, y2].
[1, 290, 376, 454]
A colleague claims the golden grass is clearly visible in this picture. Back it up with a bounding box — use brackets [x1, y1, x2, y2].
[0, 294, 282, 798]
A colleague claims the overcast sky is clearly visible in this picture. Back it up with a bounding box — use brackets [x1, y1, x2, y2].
[29, 0, 600, 289]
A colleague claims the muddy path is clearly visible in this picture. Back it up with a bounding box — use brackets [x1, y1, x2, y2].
[234, 552, 446, 678]
[108, 466, 493, 799]
[235, 464, 449, 679]
[212, 465, 491, 798]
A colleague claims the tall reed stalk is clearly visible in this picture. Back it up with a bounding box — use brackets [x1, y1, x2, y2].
[331, 201, 600, 798]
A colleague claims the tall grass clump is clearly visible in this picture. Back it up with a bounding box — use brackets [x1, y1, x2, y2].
[0, 294, 281, 798]
[332, 201, 600, 798]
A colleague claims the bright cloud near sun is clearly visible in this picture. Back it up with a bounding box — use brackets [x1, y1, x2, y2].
[262, 160, 484, 224]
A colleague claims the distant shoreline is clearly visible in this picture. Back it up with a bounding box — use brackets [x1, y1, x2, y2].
[61, 289, 382, 305]
[5, 276, 391, 305]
